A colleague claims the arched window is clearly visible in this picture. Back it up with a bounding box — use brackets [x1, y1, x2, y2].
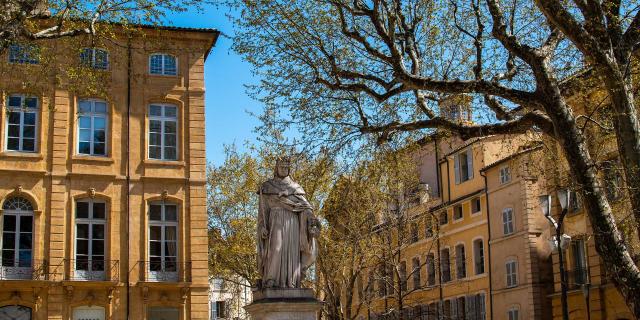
[77, 99, 108, 156]
[149, 53, 177, 75]
[0, 305, 32, 320]
[80, 48, 109, 70]
[1, 196, 34, 276]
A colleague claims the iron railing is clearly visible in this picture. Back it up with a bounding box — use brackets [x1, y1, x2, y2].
[64, 259, 119, 281]
[138, 261, 191, 282]
[0, 259, 48, 280]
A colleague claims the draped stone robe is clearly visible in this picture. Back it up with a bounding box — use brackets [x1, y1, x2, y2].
[257, 176, 316, 288]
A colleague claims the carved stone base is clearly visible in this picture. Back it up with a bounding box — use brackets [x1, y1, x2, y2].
[244, 288, 323, 320]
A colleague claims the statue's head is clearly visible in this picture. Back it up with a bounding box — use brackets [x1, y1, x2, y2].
[275, 156, 291, 178]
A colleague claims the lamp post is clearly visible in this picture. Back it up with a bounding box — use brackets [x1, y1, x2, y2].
[539, 191, 570, 320]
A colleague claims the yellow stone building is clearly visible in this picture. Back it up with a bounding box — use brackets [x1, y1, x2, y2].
[0, 24, 218, 320]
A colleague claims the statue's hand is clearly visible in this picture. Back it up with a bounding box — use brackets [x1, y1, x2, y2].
[261, 227, 269, 239]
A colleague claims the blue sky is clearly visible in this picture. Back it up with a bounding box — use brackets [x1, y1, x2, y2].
[164, 4, 261, 165]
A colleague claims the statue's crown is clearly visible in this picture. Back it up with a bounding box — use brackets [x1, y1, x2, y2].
[276, 156, 292, 166]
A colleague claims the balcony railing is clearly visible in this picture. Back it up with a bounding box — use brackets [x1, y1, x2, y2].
[64, 259, 119, 281]
[139, 261, 191, 282]
[568, 267, 589, 289]
[0, 259, 48, 280]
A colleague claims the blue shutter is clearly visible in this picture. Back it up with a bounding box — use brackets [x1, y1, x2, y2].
[454, 155, 460, 184]
[467, 148, 474, 179]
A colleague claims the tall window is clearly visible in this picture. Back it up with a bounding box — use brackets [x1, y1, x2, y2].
[568, 190, 581, 213]
[149, 54, 177, 76]
[9, 44, 39, 64]
[466, 293, 486, 320]
[77, 100, 107, 156]
[456, 296, 466, 319]
[212, 301, 226, 319]
[75, 199, 106, 280]
[453, 204, 463, 220]
[412, 257, 421, 289]
[1, 197, 34, 277]
[502, 208, 514, 235]
[441, 248, 451, 283]
[426, 253, 436, 286]
[456, 244, 466, 279]
[473, 239, 485, 275]
[500, 165, 511, 184]
[377, 265, 386, 297]
[80, 48, 109, 70]
[507, 307, 519, 320]
[399, 261, 407, 292]
[410, 222, 419, 243]
[5, 95, 38, 152]
[571, 239, 588, 285]
[506, 260, 518, 288]
[425, 217, 433, 238]
[148, 104, 178, 160]
[454, 148, 473, 184]
[149, 202, 178, 281]
[439, 211, 448, 225]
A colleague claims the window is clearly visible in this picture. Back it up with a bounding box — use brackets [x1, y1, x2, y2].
[426, 253, 436, 286]
[443, 300, 452, 319]
[506, 260, 518, 288]
[399, 261, 407, 292]
[213, 300, 226, 319]
[507, 307, 519, 320]
[456, 297, 466, 320]
[410, 222, 419, 243]
[473, 239, 485, 275]
[1, 197, 34, 276]
[77, 100, 108, 156]
[603, 159, 623, 201]
[148, 202, 179, 281]
[441, 248, 451, 283]
[571, 239, 588, 286]
[0, 306, 32, 319]
[73, 306, 105, 320]
[74, 199, 106, 280]
[502, 208, 514, 235]
[5, 94, 38, 152]
[9, 44, 39, 64]
[149, 53, 177, 75]
[148, 104, 178, 160]
[80, 48, 109, 70]
[425, 217, 433, 238]
[454, 148, 474, 183]
[412, 257, 421, 289]
[455, 244, 466, 279]
[471, 197, 481, 214]
[500, 165, 511, 184]
[148, 307, 179, 320]
[466, 293, 486, 320]
[439, 211, 448, 225]
[453, 205, 463, 220]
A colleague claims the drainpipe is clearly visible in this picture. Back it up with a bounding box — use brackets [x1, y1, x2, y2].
[125, 36, 132, 320]
[480, 171, 494, 320]
[432, 211, 444, 320]
[434, 137, 441, 199]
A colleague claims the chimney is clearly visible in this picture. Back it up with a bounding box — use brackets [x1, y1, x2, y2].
[439, 95, 473, 124]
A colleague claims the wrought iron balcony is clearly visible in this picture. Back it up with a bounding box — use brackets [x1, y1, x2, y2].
[0, 259, 48, 280]
[139, 261, 191, 282]
[64, 259, 119, 282]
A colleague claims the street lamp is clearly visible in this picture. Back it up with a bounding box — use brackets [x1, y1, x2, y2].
[539, 191, 571, 320]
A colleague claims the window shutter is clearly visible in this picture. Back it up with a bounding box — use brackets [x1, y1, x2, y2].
[467, 148, 474, 179]
[454, 155, 461, 184]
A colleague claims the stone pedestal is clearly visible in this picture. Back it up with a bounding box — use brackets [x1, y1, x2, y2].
[244, 288, 323, 320]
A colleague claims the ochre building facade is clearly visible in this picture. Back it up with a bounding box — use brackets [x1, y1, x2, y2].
[0, 25, 218, 320]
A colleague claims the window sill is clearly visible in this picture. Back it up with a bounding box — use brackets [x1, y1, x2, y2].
[147, 73, 180, 79]
[0, 151, 43, 159]
[471, 211, 482, 217]
[144, 159, 185, 167]
[72, 155, 114, 163]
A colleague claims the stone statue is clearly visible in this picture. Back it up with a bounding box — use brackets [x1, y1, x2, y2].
[257, 157, 320, 288]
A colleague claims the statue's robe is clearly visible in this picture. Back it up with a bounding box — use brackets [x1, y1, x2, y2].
[257, 176, 316, 288]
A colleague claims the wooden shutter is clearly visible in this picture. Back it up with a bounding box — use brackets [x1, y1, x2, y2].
[467, 148, 474, 179]
[454, 154, 460, 184]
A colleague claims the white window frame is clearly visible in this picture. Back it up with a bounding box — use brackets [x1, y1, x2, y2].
[1, 197, 34, 280]
[8, 44, 39, 64]
[77, 99, 108, 156]
[506, 260, 518, 288]
[471, 197, 482, 215]
[148, 104, 179, 161]
[80, 48, 109, 70]
[500, 165, 512, 184]
[74, 199, 107, 280]
[507, 306, 519, 320]
[453, 204, 463, 221]
[4, 94, 38, 153]
[455, 243, 466, 279]
[148, 202, 179, 282]
[502, 208, 514, 235]
[149, 53, 178, 76]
